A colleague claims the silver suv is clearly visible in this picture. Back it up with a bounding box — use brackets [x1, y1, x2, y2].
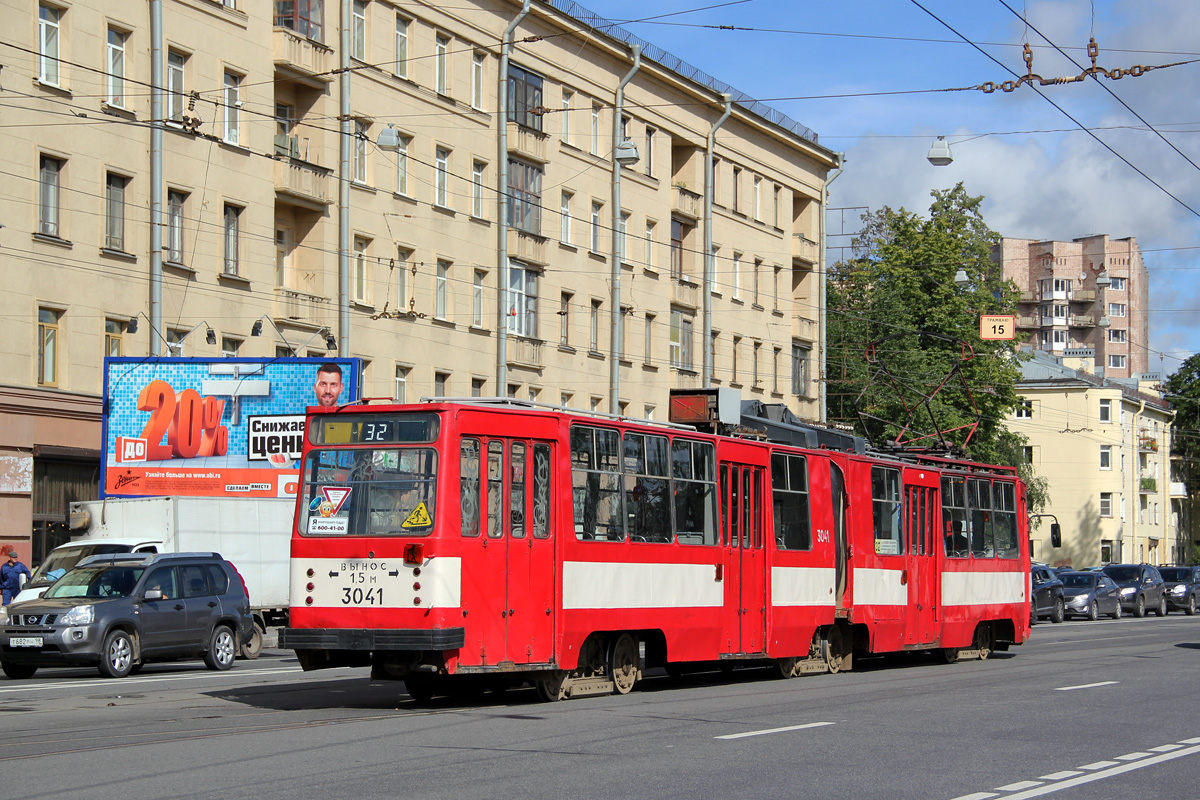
[0, 552, 254, 679]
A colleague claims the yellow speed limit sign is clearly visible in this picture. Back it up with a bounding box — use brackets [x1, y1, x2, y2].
[980, 315, 1016, 340]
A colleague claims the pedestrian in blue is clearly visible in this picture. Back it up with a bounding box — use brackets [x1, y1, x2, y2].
[2, 551, 32, 605]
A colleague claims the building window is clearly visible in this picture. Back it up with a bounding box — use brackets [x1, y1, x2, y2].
[792, 343, 810, 396]
[670, 219, 685, 280]
[1109, 302, 1126, 318]
[773, 266, 781, 311]
[507, 159, 542, 233]
[351, 0, 366, 60]
[435, 34, 449, 95]
[472, 160, 485, 218]
[275, 228, 291, 287]
[753, 258, 762, 305]
[1108, 354, 1126, 369]
[393, 16, 409, 77]
[590, 103, 601, 155]
[732, 252, 742, 300]
[165, 51, 188, 123]
[394, 366, 408, 401]
[223, 204, 241, 275]
[1099, 398, 1112, 422]
[560, 89, 573, 143]
[353, 120, 369, 184]
[753, 175, 762, 220]
[436, 260, 450, 320]
[37, 308, 60, 386]
[644, 127, 655, 176]
[105, 172, 127, 251]
[590, 201, 602, 252]
[644, 221, 655, 269]
[219, 337, 240, 358]
[1015, 399, 1032, 419]
[223, 72, 241, 145]
[38, 4, 61, 85]
[394, 134, 410, 195]
[1100, 492, 1113, 518]
[396, 247, 411, 309]
[353, 236, 370, 302]
[1052, 329, 1068, 346]
[773, 185, 781, 228]
[1100, 444, 1112, 470]
[434, 372, 449, 397]
[559, 292, 571, 346]
[1109, 276, 1126, 291]
[1021, 446, 1034, 464]
[644, 313, 655, 364]
[39, 155, 63, 237]
[471, 51, 486, 109]
[772, 346, 781, 393]
[561, 392, 573, 408]
[106, 28, 126, 107]
[752, 341, 761, 386]
[167, 190, 186, 264]
[590, 299, 601, 352]
[731, 336, 741, 383]
[472, 269, 485, 327]
[104, 319, 124, 358]
[435, 148, 450, 207]
[618, 211, 630, 263]
[508, 263, 538, 338]
[1108, 328, 1127, 343]
[669, 309, 693, 370]
[277, 0, 323, 40]
[507, 64, 543, 131]
[560, 191, 573, 244]
[732, 166, 741, 212]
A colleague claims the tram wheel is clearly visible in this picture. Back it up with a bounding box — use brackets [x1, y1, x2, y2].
[824, 626, 849, 674]
[772, 657, 800, 679]
[941, 647, 960, 664]
[404, 675, 439, 703]
[974, 625, 993, 661]
[535, 671, 568, 702]
[609, 633, 639, 695]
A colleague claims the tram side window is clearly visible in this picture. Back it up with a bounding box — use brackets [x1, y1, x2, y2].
[673, 439, 717, 546]
[624, 432, 672, 543]
[460, 438, 481, 537]
[531, 443, 551, 539]
[771, 452, 811, 551]
[570, 426, 624, 541]
[941, 476, 968, 558]
[993, 481, 1019, 559]
[871, 467, 903, 555]
[968, 477, 994, 557]
[487, 441, 504, 538]
[510, 442, 527, 539]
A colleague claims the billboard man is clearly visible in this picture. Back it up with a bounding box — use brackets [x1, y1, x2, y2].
[314, 363, 345, 407]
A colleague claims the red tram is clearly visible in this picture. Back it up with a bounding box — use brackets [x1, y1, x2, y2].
[279, 391, 1030, 700]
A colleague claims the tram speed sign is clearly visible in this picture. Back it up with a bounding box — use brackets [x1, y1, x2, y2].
[980, 315, 1016, 341]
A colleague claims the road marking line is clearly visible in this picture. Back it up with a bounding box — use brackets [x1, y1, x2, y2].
[1038, 772, 1081, 780]
[1054, 681, 1118, 691]
[715, 721, 834, 740]
[1115, 751, 1150, 761]
[948, 793, 998, 800]
[1181, 737, 1200, 745]
[1151, 744, 1183, 753]
[988, 743, 1200, 799]
[996, 781, 1042, 791]
[0, 666, 304, 694]
[1078, 761, 1118, 770]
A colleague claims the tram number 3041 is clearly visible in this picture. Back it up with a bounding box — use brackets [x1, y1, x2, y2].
[341, 587, 385, 605]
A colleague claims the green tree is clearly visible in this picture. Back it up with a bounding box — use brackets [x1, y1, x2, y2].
[827, 183, 1046, 509]
[1165, 353, 1200, 493]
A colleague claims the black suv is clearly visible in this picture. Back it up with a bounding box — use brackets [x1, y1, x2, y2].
[1031, 564, 1065, 623]
[1158, 566, 1200, 615]
[1101, 564, 1167, 618]
[0, 552, 254, 679]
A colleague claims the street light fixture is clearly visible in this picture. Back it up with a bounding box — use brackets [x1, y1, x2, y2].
[953, 268, 970, 288]
[613, 137, 640, 167]
[927, 136, 954, 166]
[251, 314, 337, 354]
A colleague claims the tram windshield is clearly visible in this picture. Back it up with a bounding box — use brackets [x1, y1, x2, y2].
[299, 447, 438, 536]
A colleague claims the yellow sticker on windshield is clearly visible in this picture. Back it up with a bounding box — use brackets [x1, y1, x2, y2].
[402, 502, 432, 528]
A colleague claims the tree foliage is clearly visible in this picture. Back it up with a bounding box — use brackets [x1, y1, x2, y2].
[1165, 352, 1200, 494]
[827, 183, 1046, 509]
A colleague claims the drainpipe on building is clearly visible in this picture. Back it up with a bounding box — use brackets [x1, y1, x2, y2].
[149, 0, 163, 353]
[818, 152, 844, 422]
[337, 0, 352, 357]
[497, 0, 531, 395]
[608, 45, 640, 415]
[702, 94, 732, 387]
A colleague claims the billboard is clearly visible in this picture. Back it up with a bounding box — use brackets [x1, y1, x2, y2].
[102, 357, 360, 499]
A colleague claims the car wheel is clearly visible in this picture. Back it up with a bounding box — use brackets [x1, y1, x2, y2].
[1051, 597, 1065, 624]
[1111, 602, 1121, 620]
[1134, 595, 1146, 618]
[240, 621, 264, 660]
[98, 630, 135, 678]
[204, 625, 236, 671]
[1157, 596, 1167, 617]
[1188, 595, 1197, 616]
[1, 661, 37, 680]
[1088, 602, 1099, 621]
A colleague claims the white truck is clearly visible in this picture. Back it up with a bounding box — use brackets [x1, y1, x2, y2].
[67, 496, 295, 658]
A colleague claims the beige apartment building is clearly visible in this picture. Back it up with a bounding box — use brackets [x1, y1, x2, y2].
[2, 0, 838, 559]
[993, 235, 1149, 379]
[1010, 349, 1182, 567]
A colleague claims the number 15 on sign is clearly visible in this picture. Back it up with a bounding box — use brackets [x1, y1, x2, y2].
[980, 315, 1016, 341]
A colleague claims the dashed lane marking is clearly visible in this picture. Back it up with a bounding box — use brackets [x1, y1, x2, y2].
[1053, 680, 1118, 691]
[715, 721, 835, 740]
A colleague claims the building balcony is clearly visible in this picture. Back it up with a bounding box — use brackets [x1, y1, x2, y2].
[274, 288, 331, 328]
[793, 315, 818, 342]
[507, 228, 549, 266]
[1018, 291, 1037, 303]
[506, 335, 544, 370]
[1171, 481, 1187, 497]
[671, 185, 701, 220]
[273, 28, 334, 87]
[1069, 289, 1096, 303]
[1016, 315, 1038, 328]
[1068, 314, 1096, 328]
[671, 276, 699, 309]
[1140, 477, 1157, 494]
[274, 159, 333, 209]
[792, 234, 819, 266]
[1139, 434, 1159, 452]
[673, 369, 702, 389]
[507, 121, 549, 164]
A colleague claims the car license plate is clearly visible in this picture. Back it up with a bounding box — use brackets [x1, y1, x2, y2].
[9, 637, 43, 648]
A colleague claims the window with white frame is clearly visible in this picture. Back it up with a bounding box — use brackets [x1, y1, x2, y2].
[590, 104, 601, 155]
[1052, 329, 1068, 346]
[351, 0, 366, 60]
[507, 159, 542, 233]
[435, 35, 449, 95]
[472, 160, 485, 218]
[1099, 398, 1112, 422]
[560, 191, 573, 244]
[753, 175, 762, 220]
[732, 252, 742, 300]
[472, 269, 485, 327]
[1109, 276, 1126, 291]
[167, 190, 186, 264]
[589, 299, 601, 352]
[1053, 278, 1072, 293]
[394, 134, 410, 195]
[773, 185, 781, 228]
[435, 260, 450, 319]
[1108, 328, 1127, 343]
[618, 211, 630, 263]
[772, 347, 781, 393]
[590, 201, 602, 252]
[644, 221, 655, 269]
[559, 292, 571, 346]
[1108, 354, 1126, 369]
[221, 337, 241, 358]
[1100, 444, 1112, 470]
[275, 228, 291, 287]
[1052, 303, 1068, 321]
[753, 258, 762, 305]
[353, 120, 369, 183]
[167, 51, 186, 122]
[394, 365, 409, 402]
[731, 336, 741, 383]
[394, 16, 409, 78]
[644, 127, 655, 176]
[1109, 302, 1126, 317]
[644, 313, 654, 364]
[435, 148, 450, 207]
[773, 266, 781, 310]
[105, 172, 127, 251]
[471, 51, 485, 109]
[39, 155, 63, 237]
[38, 4, 61, 85]
[106, 28, 126, 106]
[223, 71, 241, 144]
[669, 309, 693, 370]
[223, 204, 241, 274]
[560, 90, 572, 143]
[752, 341, 761, 386]
[1100, 491, 1113, 517]
[732, 166, 742, 212]
[396, 247, 411, 309]
[1015, 399, 1032, 418]
[353, 236, 371, 302]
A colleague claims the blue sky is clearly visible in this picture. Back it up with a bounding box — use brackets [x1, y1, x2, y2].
[580, 0, 1200, 373]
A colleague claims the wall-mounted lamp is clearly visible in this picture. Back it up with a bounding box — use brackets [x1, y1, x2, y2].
[252, 314, 337, 354]
[927, 136, 953, 167]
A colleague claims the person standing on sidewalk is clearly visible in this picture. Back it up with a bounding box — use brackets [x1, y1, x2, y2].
[1, 551, 32, 605]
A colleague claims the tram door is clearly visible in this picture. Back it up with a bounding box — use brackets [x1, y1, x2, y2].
[904, 473, 939, 645]
[468, 438, 556, 666]
[720, 462, 766, 654]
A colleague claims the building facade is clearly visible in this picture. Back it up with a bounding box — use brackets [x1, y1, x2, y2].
[3, 0, 837, 561]
[1009, 349, 1180, 567]
[993, 235, 1149, 379]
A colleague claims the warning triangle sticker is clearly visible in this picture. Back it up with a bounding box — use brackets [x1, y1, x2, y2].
[320, 486, 352, 514]
[402, 502, 433, 528]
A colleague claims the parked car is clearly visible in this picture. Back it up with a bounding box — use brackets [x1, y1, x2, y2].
[1031, 564, 1065, 623]
[0, 552, 254, 679]
[1052, 565, 1076, 576]
[1101, 564, 1167, 617]
[1061, 571, 1122, 620]
[9, 538, 163, 606]
[1158, 566, 1200, 615]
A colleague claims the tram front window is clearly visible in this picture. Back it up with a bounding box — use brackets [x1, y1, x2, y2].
[299, 447, 438, 536]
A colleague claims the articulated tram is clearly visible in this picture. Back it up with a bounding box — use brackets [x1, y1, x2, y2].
[279, 391, 1030, 701]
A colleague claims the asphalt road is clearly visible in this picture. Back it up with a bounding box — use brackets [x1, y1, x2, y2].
[3, 614, 1200, 800]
